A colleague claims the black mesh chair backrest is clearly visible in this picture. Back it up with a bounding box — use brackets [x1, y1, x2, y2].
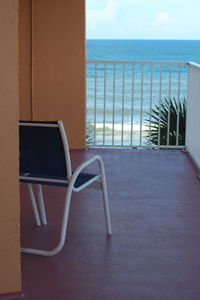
[19, 121, 68, 178]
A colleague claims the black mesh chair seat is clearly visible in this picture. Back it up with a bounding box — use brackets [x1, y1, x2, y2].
[20, 172, 99, 188]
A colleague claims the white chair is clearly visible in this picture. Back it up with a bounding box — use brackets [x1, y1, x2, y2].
[19, 120, 112, 256]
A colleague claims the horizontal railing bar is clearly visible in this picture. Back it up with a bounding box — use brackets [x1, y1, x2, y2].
[188, 62, 200, 69]
[87, 60, 187, 65]
[87, 145, 186, 149]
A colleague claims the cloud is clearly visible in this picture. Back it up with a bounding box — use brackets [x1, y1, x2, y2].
[146, 11, 176, 34]
[87, 0, 121, 23]
[155, 12, 175, 23]
[103, 0, 122, 20]
[86, 0, 200, 39]
[86, 0, 123, 36]
[152, 11, 176, 24]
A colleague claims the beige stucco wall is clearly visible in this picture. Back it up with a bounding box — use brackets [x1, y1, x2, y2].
[19, 0, 86, 149]
[0, 0, 21, 295]
[19, 0, 32, 120]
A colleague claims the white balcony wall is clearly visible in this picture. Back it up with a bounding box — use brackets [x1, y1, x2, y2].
[186, 62, 200, 170]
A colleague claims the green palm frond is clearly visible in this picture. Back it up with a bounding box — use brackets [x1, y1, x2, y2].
[146, 97, 186, 146]
[86, 123, 94, 145]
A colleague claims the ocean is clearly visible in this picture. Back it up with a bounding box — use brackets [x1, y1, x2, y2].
[86, 40, 200, 146]
[86, 39, 200, 63]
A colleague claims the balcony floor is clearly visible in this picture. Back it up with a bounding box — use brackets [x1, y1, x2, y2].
[19, 149, 200, 300]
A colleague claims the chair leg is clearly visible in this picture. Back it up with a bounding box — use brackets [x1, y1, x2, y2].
[98, 159, 112, 235]
[27, 184, 41, 226]
[21, 184, 73, 256]
[101, 177, 112, 235]
[37, 184, 47, 225]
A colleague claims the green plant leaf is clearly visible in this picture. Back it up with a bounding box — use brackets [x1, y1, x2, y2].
[146, 97, 186, 146]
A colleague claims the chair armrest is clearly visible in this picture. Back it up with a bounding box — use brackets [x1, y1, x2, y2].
[70, 155, 105, 191]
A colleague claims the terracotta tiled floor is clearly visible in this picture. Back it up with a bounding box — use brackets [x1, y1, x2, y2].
[19, 149, 200, 300]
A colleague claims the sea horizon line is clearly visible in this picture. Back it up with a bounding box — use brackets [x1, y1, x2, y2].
[86, 38, 200, 41]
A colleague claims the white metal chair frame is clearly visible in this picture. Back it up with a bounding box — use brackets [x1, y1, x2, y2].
[20, 121, 112, 256]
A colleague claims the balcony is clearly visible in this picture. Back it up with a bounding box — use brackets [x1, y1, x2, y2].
[4, 52, 197, 300]
[17, 61, 200, 300]
[20, 148, 200, 299]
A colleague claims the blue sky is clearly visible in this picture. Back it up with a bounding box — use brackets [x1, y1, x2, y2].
[86, 0, 200, 39]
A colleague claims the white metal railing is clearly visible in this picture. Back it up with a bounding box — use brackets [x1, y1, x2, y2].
[86, 61, 188, 148]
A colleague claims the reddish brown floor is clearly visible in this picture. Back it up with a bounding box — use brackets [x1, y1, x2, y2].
[19, 149, 200, 300]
